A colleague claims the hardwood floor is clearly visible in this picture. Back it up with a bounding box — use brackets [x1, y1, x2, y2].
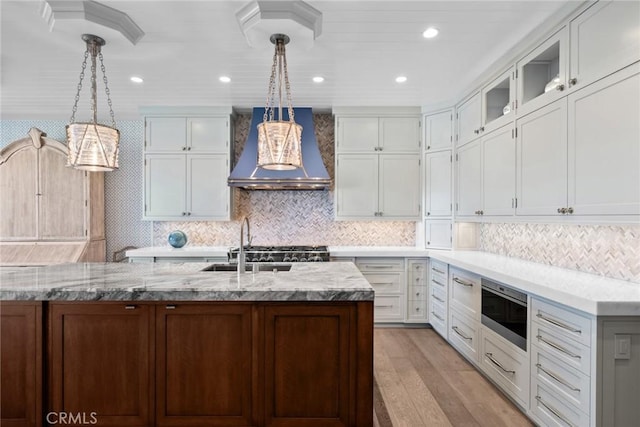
[373, 327, 534, 427]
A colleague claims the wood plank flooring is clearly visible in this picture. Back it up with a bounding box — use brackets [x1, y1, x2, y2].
[373, 327, 534, 427]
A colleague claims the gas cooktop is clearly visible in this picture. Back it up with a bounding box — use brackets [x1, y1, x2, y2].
[228, 245, 330, 263]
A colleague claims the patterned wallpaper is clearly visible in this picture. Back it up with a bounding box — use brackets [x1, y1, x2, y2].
[153, 113, 417, 247]
[480, 223, 640, 283]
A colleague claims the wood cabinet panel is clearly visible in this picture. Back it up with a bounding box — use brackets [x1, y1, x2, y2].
[155, 303, 254, 427]
[0, 302, 42, 427]
[48, 303, 153, 427]
[264, 304, 355, 427]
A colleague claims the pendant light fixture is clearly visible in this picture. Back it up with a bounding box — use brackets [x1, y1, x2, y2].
[66, 34, 120, 171]
[257, 34, 303, 171]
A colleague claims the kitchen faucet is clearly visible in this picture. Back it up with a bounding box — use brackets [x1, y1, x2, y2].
[237, 216, 252, 275]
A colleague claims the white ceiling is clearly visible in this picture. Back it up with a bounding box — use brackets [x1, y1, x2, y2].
[1, 0, 572, 120]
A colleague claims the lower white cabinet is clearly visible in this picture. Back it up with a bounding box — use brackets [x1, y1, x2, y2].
[406, 259, 428, 323]
[355, 258, 406, 323]
[428, 259, 449, 338]
[480, 326, 529, 408]
[449, 267, 481, 320]
[448, 308, 479, 364]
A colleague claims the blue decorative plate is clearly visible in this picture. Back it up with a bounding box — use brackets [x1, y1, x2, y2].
[168, 230, 187, 248]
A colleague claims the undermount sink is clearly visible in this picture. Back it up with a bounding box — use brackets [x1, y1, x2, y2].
[201, 263, 292, 272]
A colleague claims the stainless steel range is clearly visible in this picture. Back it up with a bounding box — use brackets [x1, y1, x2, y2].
[229, 245, 330, 263]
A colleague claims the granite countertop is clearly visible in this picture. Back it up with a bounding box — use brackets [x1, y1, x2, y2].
[0, 262, 374, 302]
[126, 246, 230, 258]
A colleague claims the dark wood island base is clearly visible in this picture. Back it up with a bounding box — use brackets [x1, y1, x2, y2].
[1, 300, 373, 427]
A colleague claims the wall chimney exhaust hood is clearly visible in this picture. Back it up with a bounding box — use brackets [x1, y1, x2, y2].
[228, 107, 331, 190]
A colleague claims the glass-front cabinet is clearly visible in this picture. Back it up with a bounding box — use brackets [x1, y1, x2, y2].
[481, 67, 515, 134]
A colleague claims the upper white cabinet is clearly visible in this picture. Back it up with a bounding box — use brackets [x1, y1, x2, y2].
[567, 66, 640, 216]
[335, 154, 420, 219]
[517, 27, 568, 117]
[516, 99, 568, 216]
[569, 1, 640, 93]
[334, 108, 422, 220]
[141, 107, 233, 221]
[482, 125, 516, 216]
[456, 92, 482, 147]
[455, 139, 482, 217]
[424, 110, 453, 152]
[481, 67, 515, 134]
[145, 116, 230, 153]
[425, 150, 452, 217]
[336, 116, 421, 153]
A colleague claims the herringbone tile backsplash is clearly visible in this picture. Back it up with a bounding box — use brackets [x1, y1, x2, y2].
[480, 223, 640, 283]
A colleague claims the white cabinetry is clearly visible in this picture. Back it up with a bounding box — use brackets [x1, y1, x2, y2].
[424, 110, 453, 152]
[448, 268, 481, 363]
[406, 259, 428, 323]
[568, 1, 640, 94]
[356, 258, 406, 323]
[516, 98, 568, 216]
[334, 109, 421, 220]
[481, 67, 516, 134]
[530, 297, 594, 427]
[425, 150, 452, 217]
[517, 27, 568, 117]
[567, 66, 640, 216]
[425, 219, 452, 249]
[428, 260, 448, 338]
[455, 139, 482, 217]
[456, 93, 482, 147]
[142, 109, 233, 221]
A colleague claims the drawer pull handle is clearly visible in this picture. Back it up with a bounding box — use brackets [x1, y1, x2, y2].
[431, 312, 444, 321]
[536, 364, 580, 392]
[373, 282, 395, 286]
[432, 279, 445, 287]
[452, 326, 472, 341]
[431, 267, 445, 274]
[125, 305, 136, 310]
[536, 313, 582, 334]
[431, 294, 445, 303]
[365, 265, 394, 269]
[375, 305, 394, 309]
[453, 277, 473, 287]
[166, 305, 177, 310]
[485, 352, 515, 374]
[535, 396, 576, 427]
[536, 335, 581, 359]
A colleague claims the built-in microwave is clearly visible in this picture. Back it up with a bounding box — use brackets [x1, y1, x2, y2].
[481, 278, 528, 351]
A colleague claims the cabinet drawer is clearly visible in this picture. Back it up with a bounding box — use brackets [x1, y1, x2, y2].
[407, 285, 427, 301]
[531, 322, 591, 375]
[362, 272, 403, 294]
[356, 258, 404, 272]
[407, 300, 427, 321]
[480, 327, 529, 407]
[531, 380, 590, 427]
[531, 298, 592, 347]
[429, 260, 448, 283]
[430, 285, 446, 306]
[373, 295, 404, 322]
[532, 344, 591, 415]
[449, 268, 481, 320]
[449, 309, 479, 363]
[429, 300, 447, 338]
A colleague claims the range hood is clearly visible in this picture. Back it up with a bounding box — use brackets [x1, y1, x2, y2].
[228, 107, 331, 190]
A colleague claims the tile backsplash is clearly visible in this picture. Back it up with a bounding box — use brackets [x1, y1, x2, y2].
[480, 223, 640, 283]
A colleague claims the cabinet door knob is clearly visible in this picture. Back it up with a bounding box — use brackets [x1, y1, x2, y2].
[427, 145, 431, 150]
[187, 212, 191, 216]
[479, 126, 485, 132]
[182, 146, 187, 151]
[566, 207, 574, 214]
[182, 212, 186, 216]
[427, 212, 430, 216]
[474, 129, 479, 135]
[569, 78, 577, 86]
[427, 241, 431, 245]
[557, 207, 567, 214]
[187, 146, 192, 151]
[556, 84, 565, 92]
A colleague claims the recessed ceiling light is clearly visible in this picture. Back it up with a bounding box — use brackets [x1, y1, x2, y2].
[423, 27, 439, 39]
[312, 76, 324, 83]
[395, 76, 407, 83]
[219, 76, 231, 83]
[130, 76, 144, 83]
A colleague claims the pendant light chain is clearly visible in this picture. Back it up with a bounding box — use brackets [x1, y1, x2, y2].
[99, 52, 117, 128]
[264, 45, 279, 122]
[69, 49, 89, 124]
[281, 41, 295, 121]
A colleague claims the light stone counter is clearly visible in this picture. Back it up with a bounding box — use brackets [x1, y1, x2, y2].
[125, 246, 230, 258]
[0, 262, 374, 302]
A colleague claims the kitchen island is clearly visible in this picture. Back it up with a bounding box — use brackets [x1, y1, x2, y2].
[0, 262, 374, 427]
